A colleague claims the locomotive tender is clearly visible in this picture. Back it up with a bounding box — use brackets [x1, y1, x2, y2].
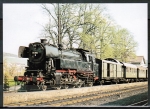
[14, 39, 148, 91]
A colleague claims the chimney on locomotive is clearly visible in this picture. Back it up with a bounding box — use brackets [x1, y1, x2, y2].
[40, 39, 47, 44]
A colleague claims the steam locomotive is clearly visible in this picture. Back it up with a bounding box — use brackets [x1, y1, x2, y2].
[14, 39, 148, 91]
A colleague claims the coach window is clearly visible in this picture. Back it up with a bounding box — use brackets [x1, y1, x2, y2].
[89, 55, 93, 63]
[89, 56, 91, 62]
[85, 54, 89, 62]
[129, 68, 130, 73]
[130, 68, 131, 73]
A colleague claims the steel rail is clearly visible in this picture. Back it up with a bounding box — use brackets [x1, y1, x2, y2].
[128, 99, 148, 106]
[4, 85, 147, 107]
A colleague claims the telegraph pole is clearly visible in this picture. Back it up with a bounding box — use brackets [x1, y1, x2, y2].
[58, 3, 63, 59]
[58, 3, 61, 46]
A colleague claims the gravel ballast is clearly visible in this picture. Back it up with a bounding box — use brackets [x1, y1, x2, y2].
[68, 84, 148, 106]
[4, 82, 147, 106]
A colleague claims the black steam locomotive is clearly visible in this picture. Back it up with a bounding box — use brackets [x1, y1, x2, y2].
[14, 39, 148, 91]
[14, 39, 98, 91]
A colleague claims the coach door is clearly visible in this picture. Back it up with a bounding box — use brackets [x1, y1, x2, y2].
[107, 63, 110, 77]
[123, 66, 126, 78]
[102, 61, 108, 78]
[146, 69, 148, 79]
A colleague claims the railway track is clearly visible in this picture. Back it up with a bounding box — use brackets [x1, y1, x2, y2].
[128, 99, 148, 106]
[4, 85, 147, 107]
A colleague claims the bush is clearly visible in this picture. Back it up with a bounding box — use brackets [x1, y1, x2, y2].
[8, 79, 16, 87]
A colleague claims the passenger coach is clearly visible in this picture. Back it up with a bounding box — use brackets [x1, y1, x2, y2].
[137, 66, 148, 81]
[122, 63, 138, 82]
[95, 58, 148, 85]
[95, 58, 123, 84]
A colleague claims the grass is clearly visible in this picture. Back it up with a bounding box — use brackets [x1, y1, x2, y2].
[4, 79, 17, 87]
[8, 80, 16, 87]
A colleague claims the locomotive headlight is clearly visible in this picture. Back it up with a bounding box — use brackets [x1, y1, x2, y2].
[32, 52, 38, 56]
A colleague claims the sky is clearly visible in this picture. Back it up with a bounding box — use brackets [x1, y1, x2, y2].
[3, 3, 148, 60]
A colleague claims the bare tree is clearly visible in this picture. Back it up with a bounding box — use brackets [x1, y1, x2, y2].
[40, 3, 138, 61]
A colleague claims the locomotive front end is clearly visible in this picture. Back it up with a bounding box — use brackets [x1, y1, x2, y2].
[29, 43, 45, 62]
[14, 39, 53, 91]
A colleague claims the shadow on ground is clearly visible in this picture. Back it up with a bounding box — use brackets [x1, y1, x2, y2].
[100, 91, 148, 106]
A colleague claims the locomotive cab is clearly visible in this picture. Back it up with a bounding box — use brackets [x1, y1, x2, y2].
[85, 54, 95, 71]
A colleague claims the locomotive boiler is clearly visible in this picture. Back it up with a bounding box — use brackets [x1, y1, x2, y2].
[14, 39, 98, 91]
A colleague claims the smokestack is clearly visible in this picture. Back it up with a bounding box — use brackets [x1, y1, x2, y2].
[40, 39, 47, 44]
